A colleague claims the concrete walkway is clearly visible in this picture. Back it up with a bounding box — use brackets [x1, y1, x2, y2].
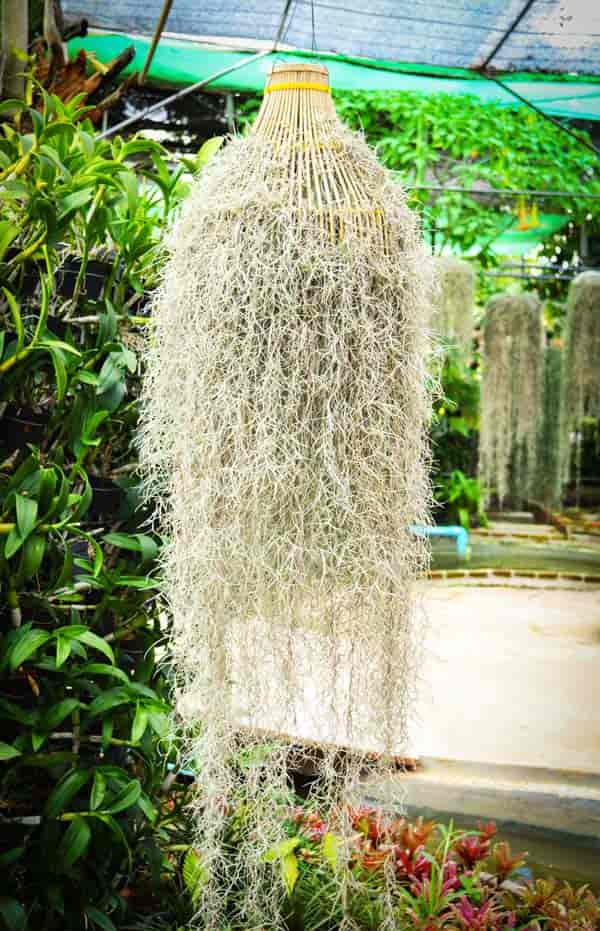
[410, 581, 600, 774]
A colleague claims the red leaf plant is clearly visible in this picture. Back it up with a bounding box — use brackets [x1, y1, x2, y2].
[453, 822, 497, 869]
[450, 896, 518, 930]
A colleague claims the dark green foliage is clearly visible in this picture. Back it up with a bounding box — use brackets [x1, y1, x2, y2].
[0, 91, 196, 931]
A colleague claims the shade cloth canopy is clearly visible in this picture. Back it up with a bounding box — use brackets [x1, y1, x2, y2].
[63, 0, 600, 75]
[67, 34, 600, 122]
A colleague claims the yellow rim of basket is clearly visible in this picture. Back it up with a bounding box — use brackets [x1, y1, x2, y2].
[265, 81, 330, 94]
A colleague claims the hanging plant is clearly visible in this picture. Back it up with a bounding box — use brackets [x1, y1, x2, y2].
[479, 291, 544, 508]
[140, 63, 433, 928]
[538, 343, 563, 511]
[560, 271, 600, 487]
[431, 255, 475, 356]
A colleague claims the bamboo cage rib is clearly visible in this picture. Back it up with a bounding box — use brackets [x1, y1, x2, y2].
[251, 64, 387, 243]
[140, 63, 432, 930]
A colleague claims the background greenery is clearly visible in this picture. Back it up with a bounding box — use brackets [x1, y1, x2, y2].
[0, 91, 199, 931]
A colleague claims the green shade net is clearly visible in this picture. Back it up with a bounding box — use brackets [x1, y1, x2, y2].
[484, 213, 569, 257]
[69, 34, 600, 121]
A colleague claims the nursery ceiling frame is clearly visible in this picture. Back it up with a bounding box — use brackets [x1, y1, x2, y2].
[65, 0, 600, 129]
[62, 1, 600, 76]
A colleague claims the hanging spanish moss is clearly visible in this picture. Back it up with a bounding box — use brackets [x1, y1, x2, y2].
[140, 63, 433, 929]
[431, 256, 475, 357]
[560, 271, 600, 489]
[479, 291, 544, 508]
[538, 344, 563, 511]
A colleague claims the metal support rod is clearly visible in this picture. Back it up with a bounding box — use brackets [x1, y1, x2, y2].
[479, 0, 537, 70]
[482, 270, 579, 281]
[139, 0, 174, 86]
[479, 73, 600, 159]
[99, 49, 271, 139]
[405, 183, 600, 201]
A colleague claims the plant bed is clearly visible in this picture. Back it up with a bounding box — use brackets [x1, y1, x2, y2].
[168, 799, 600, 930]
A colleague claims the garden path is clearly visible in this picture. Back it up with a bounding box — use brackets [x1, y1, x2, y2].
[411, 580, 600, 774]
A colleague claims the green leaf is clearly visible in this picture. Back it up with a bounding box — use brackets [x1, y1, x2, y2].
[84, 907, 117, 931]
[48, 345, 68, 401]
[114, 575, 157, 590]
[15, 493, 38, 541]
[136, 791, 156, 823]
[37, 468, 58, 517]
[76, 663, 129, 684]
[77, 370, 99, 386]
[182, 848, 207, 904]
[31, 731, 46, 752]
[103, 532, 158, 562]
[90, 771, 106, 811]
[88, 688, 132, 716]
[101, 715, 114, 752]
[196, 136, 224, 170]
[45, 768, 91, 818]
[131, 703, 148, 743]
[282, 852, 299, 895]
[0, 98, 27, 115]
[10, 629, 52, 669]
[57, 188, 94, 220]
[0, 221, 19, 261]
[57, 815, 91, 867]
[17, 533, 46, 582]
[0, 741, 22, 761]
[36, 337, 80, 357]
[96, 354, 123, 396]
[147, 711, 169, 738]
[106, 778, 141, 814]
[322, 832, 340, 871]
[2, 287, 24, 353]
[263, 837, 300, 862]
[54, 624, 88, 639]
[0, 898, 26, 931]
[4, 527, 23, 560]
[77, 630, 114, 664]
[55, 634, 72, 668]
[42, 698, 80, 731]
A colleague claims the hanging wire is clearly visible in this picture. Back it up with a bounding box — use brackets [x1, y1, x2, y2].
[280, 0, 298, 48]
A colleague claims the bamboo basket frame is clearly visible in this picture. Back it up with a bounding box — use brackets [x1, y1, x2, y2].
[252, 63, 388, 246]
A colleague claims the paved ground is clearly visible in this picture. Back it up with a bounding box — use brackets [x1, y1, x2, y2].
[409, 581, 600, 774]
